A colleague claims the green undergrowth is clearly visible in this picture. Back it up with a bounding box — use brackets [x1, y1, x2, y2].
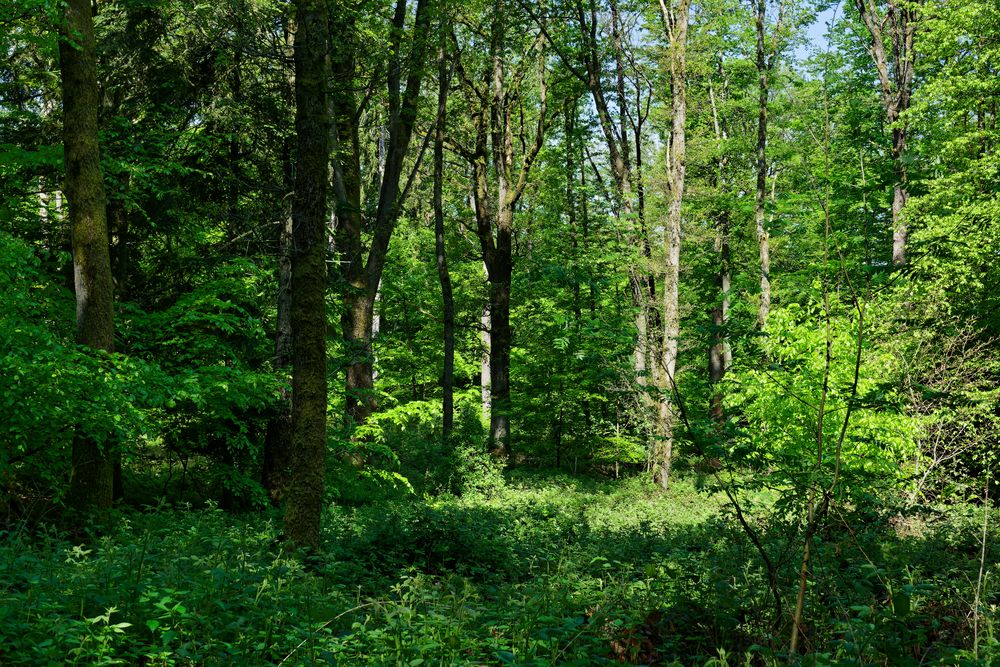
[1, 471, 997, 665]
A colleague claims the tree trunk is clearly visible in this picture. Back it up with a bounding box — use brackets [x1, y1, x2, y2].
[487, 246, 512, 458]
[343, 288, 377, 426]
[263, 20, 296, 505]
[329, 0, 431, 433]
[753, 0, 772, 330]
[654, 0, 690, 490]
[852, 0, 917, 266]
[709, 213, 730, 424]
[434, 41, 455, 440]
[283, 0, 330, 552]
[457, 0, 549, 460]
[708, 72, 730, 425]
[890, 127, 909, 266]
[263, 197, 293, 502]
[481, 302, 491, 422]
[60, 0, 116, 511]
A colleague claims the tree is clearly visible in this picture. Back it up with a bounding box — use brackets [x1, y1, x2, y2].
[263, 15, 297, 504]
[434, 18, 456, 440]
[329, 0, 432, 431]
[654, 0, 691, 489]
[750, 0, 784, 329]
[851, 0, 919, 266]
[453, 0, 553, 458]
[283, 0, 330, 551]
[59, 0, 116, 510]
[707, 62, 732, 424]
[524, 0, 657, 404]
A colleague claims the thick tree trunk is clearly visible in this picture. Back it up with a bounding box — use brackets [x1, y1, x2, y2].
[654, 0, 690, 490]
[60, 0, 116, 511]
[487, 250, 512, 458]
[283, 0, 330, 551]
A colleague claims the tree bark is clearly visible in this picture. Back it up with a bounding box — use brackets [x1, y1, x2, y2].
[283, 0, 330, 552]
[342, 289, 377, 426]
[753, 0, 772, 329]
[852, 0, 917, 266]
[330, 0, 431, 432]
[434, 40, 455, 440]
[654, 0, 691, 490]
[60, 0, 116, 511]
[708, 71, 730, 424]
[455, 0, 550, 459]
[709, 213, 730, 423]
[487, 239, 513, 457]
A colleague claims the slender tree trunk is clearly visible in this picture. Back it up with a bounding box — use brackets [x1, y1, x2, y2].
[458, 0, 548, 459]
[754, 0, 772, 329]
[434, 41, 455, 440]
[330, 0, 432, 433]
[263, 194, 294, 501]
[655, 0, 690, 490]
[890, 127, 909, 265]
[283, 0, 330, 551]
[263, 20, 296, 504]
[481, 301, 491, 422]
[708, 69, 730, 424]
[60, 0, 116, 510]
[709, 213, 730, 423]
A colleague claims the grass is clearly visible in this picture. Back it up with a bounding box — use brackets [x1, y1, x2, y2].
[1, 470, 998, 665]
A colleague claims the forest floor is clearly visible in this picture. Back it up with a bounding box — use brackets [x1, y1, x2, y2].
[0, 470, 996, 666]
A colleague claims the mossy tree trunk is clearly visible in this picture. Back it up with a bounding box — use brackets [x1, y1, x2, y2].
[654, 0, 690, 490]
[329, 0, 431, 434]
[60, 0, 115, 510]
[283, 0, 330, 551]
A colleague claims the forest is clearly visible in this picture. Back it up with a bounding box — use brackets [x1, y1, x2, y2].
[1, 0, 999, 663]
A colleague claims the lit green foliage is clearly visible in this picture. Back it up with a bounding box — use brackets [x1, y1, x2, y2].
[0, 232, 150, 499]
[730, 301, 917, 487]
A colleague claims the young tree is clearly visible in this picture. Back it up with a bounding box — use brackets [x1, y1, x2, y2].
[707, 65, 731, 424]
[453, 0, 553, 457]
[434, 23, 456, 440]
[263, 17, 297, 504]
[59, 0, 116, 510]
[283, 0, 330, 551]
[750, 0, 785, 328]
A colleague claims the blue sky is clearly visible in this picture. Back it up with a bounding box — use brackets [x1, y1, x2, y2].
[798, 2, 843, 59]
